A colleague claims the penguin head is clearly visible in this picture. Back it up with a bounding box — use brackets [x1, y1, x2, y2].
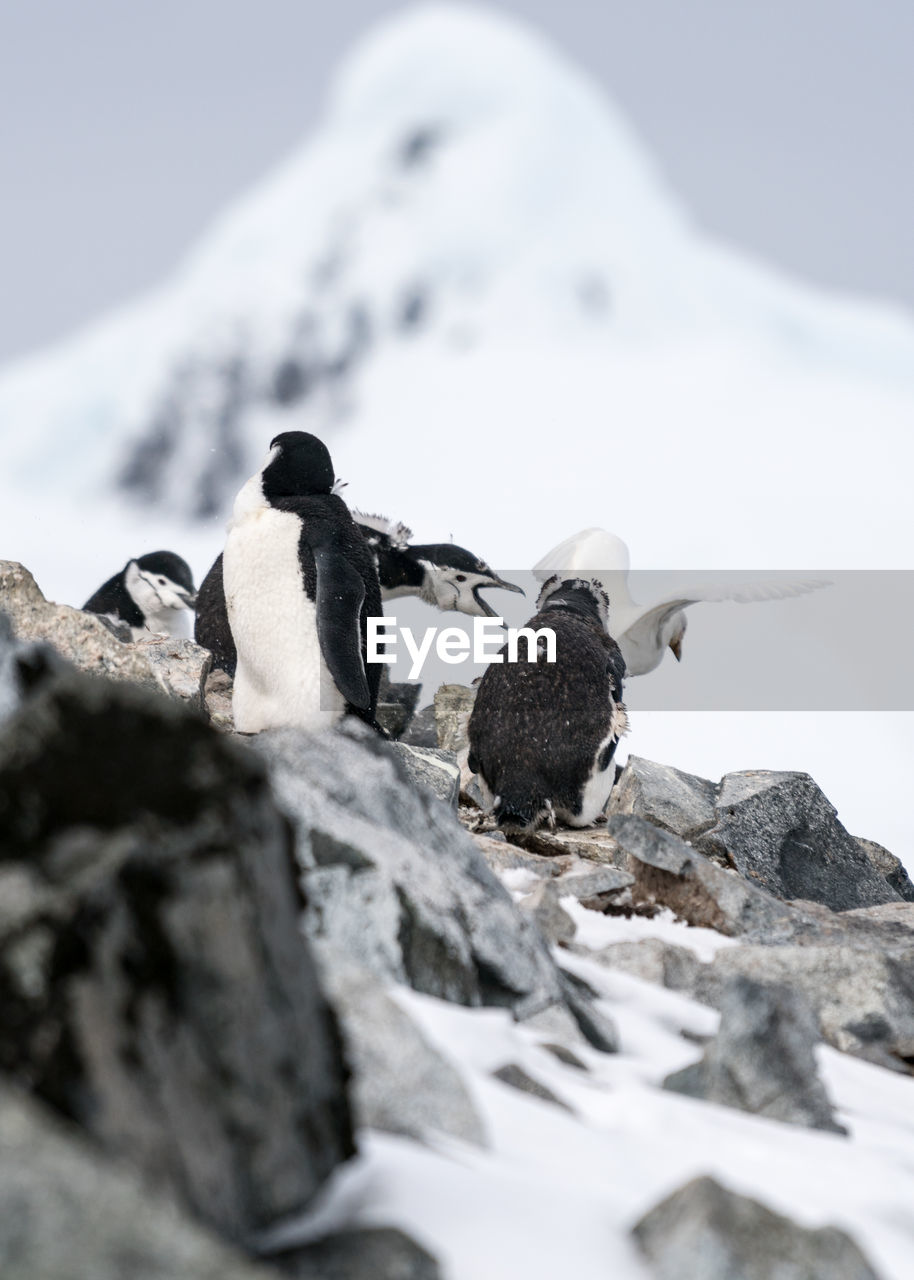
[262, 432, 335, 499]
[411, 543, 524, 617]
[536, 575, 610, 630]
[126, 551, 198, 621]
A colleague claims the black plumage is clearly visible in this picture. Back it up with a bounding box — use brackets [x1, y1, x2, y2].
[468, 576, 628, 832]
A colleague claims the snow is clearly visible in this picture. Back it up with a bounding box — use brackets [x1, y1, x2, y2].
[259, 907, 914, 1279]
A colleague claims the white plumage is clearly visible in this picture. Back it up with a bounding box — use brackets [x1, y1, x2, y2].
[534, 528, 829, 677]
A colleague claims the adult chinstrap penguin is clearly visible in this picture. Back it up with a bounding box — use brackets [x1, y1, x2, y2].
[223, 431, 382, 734]
[468, 575, 628, 833]
[196, 511, 521, 674]
[83, 551, 197, 640]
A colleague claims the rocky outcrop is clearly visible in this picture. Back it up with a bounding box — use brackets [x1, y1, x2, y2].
[275, 1227, 441, 1280]
[0, 1085, 275, 1280]
[251, 722, 618, 1050]
[0, 669, 353, 1240]
[664, 976, 845, 1133]
[632, 1176, 879, 1280]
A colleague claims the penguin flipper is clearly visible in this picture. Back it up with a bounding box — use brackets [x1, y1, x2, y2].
[312, 544, 372, 710]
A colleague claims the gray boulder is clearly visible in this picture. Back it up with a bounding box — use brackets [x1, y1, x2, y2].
[400, 702, 438, 748]
[706, 943, 914, 1074]
[632, 1175, 879, 1280]
[314, 944, 486, 1147]
[698, 771, 900, 911]
[252, 723, 618, 1050]
[605, 814, 796, 939]
[390, 742, 461, 808]
[492, 1063, 573, 1112]
[275, 1227, 440, 1280]
[0, 560, 166, 694]
[135, 633, 212, 712]
[0, 670, 353, 1239]
[857, 836, 914, 902]
[433, 682, 476, 752]
[609, 756, 717, 843]
[0, 1086, 275, 1280]
[664, 976, 845, 1133]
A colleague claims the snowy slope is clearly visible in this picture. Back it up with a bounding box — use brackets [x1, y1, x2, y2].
[0, 2, 912, 858]
[265, 903, 914, 1280]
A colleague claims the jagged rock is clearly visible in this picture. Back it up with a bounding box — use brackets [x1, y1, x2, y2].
[609, 756, 717, 843]
[664, 976, 845, 1133]
[400, 702, 438, 748]
[552, 861, 635, 903]
[493, 1063, 573, 1111]
[541, 1042, 589, 1070]
[136, 634, 212, 712]
[251, 722, 618, 1050]
[472, 832, 568, 879]
[705, 943, 914, 1074]
[0, 670, 353, 1239]
[697, 771, 900, 911]
[390, 742, 461, 808]
[313, 944, 486, 1147]
[632, 1175, 879, 1280]
[857, 836, 914, 902]
[519, 880, 577, 944]
[0, 1086, 275, 1280]
[581, 938, 705, 992]
[0, 560, 166, 693]
[433, 682, 476, 752]
[376, 701, 410, 738]
[204, 666, 235, 729]
[605, 814, 796, 939]
[275, 1227, 440, 1280]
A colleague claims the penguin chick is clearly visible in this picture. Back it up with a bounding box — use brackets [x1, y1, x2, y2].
[83, 551, 197, 640]
[468, 575, 628, 833]
[196, 513, 522, 674]
[223, 431, 382, 734]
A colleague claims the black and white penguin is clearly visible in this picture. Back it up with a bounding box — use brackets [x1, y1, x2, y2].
[195, 511, 521, 675]
[83, 551, 197, 640]
[223, 431, 382, 734]
[467, 575, 628, 832]
[353, 512, 523, 617]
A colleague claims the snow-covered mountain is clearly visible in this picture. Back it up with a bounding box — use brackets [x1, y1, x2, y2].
[1, 1, 913, 578]
[0, 3, 912, 859]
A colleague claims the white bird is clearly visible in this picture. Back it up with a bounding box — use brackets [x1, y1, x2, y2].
[533, 528, 829, 677]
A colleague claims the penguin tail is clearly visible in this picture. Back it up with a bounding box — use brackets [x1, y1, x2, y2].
[494, 789, 547, 834]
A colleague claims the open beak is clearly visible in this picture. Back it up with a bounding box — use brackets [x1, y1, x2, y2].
[669, 635, 683, 662]
[473, 574, 524, 618]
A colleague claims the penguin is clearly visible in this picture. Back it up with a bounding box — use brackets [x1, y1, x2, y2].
[467, 575, 628, 833]
[195, 511, 522, 675]
[223, 431, 382, 734]
[83, 551, 197, 640]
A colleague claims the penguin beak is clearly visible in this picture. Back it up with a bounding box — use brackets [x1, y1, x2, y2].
[485, 574, 524, 596]
[669, 635, 683, 662]
[471, 589, 500, 618]
[472, 574, 524, 618]
[180, 589, 198, 609]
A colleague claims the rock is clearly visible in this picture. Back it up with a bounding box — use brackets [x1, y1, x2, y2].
[541, 1042, 589, 1071]
[552, 861, 635, 903]
[609, 756, 717, 843]
[390, 742, 461, 808]
[492, 1063, 573, 1112]
[705, 943, 914, 1074]
[583, 938, 705, 992]
[136, 634, 212, 712]
[314, 944, 486, 1146]
[400, 702, 438, 748]
[378, 668, 422, 733]
[472, 833, 567, 880]
[0, 560, 166, 694]
[0, 670, 353, 1239]
[0, 1085, 275, 1280]
[698, 771, 900, 911]
[0, 610, 68, 725]
[204, 666, 235, 729]
[519, 880, 577, 945]
[605, 814, 796, 939]
[664, 976, 845, 1133]
[252, 722, 618, 1050]
[433, 682, 476, 752]
[857, 836, 914, 902]
[632, 1175, 879, 1280]
[275, 1227, 440, 1280]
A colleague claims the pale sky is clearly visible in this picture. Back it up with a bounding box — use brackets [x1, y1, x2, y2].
[1, 0, 911, 363]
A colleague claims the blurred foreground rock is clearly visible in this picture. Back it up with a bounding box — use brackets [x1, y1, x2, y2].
[633, 1175, 879, 1280]
[0, 670, 353, 1240]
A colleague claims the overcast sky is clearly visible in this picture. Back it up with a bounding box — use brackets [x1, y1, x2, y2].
[1, 0, 912, 364]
